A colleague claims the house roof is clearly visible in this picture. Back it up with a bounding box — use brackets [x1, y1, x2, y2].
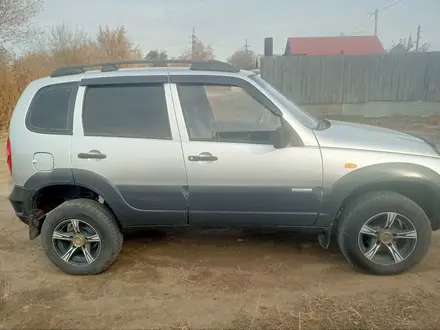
[285, 36, 385, 55]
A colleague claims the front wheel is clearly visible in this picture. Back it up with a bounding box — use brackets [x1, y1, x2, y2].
[41, 198, 123, 275]
[337, 191, 431, 275]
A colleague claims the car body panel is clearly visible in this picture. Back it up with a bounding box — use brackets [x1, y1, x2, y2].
[7, 65, 440, 233]
[168, 80, 323, 227]
[314, 120, 439, 157]
[69, 83, 189, 226]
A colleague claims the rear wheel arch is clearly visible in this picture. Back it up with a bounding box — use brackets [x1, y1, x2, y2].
[23, 169, 125, 236]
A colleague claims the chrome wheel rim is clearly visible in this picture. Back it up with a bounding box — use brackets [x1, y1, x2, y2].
[52, 219, 102, 265]
[357, 212, 417, 266]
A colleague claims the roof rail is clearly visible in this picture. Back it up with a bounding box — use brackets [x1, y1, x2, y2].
[50, 59, 239, 77]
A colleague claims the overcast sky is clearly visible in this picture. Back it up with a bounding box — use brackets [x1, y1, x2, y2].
[36, 0, 440, 60]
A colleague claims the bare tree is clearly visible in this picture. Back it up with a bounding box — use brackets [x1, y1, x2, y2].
[227, 49, 256, 70]
[389, 35, 430, 53]
[179, 38, 214, 61]
[0, 0, 42, 45]
[37, 23, 92, 65]
[96, 25, 142, 61]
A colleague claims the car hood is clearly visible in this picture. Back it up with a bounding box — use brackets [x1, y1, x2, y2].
[313, 120, 438, 157]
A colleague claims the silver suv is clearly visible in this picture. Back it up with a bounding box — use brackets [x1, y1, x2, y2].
[7, 60, 439, 276]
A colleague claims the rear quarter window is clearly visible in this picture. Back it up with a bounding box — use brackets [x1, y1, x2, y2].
[25, 82, 78, 135]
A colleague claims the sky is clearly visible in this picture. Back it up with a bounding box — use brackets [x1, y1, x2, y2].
[35, 0, 440, 60]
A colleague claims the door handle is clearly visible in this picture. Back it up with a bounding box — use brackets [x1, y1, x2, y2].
[78, 150, 107, 159]
[188, 152, 218, 162]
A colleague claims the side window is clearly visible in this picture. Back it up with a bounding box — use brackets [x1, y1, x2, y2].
[177, 83, 282, 144]
[82, 83, 171, 139]
[26, 82, 78, 134]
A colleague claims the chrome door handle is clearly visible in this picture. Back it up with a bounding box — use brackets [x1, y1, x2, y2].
[78, 150, 107, 159]
[188, 152, 218, 162]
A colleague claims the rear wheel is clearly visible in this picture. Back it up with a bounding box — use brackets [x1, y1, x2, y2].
[337, 191, 431, 275]
[41, 198, 123, 275]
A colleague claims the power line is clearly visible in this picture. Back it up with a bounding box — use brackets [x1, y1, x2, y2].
[350, 14, 374, 35]
[379, 0, 403, 12]
[368, 0, 403, 36]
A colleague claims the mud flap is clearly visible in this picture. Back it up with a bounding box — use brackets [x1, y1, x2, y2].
[318, 224, 333, 249]
[28, 210, 45, 240]
[29, 224, 40, 240]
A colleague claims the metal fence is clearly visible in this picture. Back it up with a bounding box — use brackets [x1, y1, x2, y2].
[261, 52, 440, 105]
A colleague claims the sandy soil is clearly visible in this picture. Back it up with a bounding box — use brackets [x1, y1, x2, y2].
[1, 121, 440, 329]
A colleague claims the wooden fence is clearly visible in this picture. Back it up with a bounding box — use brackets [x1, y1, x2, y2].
[261, 52, 440, 105]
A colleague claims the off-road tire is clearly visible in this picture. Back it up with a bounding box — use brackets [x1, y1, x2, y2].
[41, 198, 123, 275]
[337, 191, 431, 275]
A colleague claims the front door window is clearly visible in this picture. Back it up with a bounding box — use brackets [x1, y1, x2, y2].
[177, 83, 282, 145]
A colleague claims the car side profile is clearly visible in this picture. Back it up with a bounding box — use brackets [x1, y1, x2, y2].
[7, 59, 440, 276]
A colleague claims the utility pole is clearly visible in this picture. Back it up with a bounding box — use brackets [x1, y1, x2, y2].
[244, 39, 250, 53]
[415, 25, 421, 52]
[407, 34, 413, 51]
[373, 8, 379, 36]
[191, 28, 197, 59]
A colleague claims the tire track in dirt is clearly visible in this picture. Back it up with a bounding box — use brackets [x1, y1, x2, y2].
[0, 266, 11, 324]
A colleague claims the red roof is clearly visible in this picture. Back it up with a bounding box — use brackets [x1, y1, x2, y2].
[285, 36, 385, 55]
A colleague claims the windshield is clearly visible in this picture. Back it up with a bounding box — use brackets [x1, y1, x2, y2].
[250, 74, 319, 129]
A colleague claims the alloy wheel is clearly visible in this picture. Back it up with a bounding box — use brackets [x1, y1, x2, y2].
[358, 212, 417, 265]
[52, 219, 102, 265]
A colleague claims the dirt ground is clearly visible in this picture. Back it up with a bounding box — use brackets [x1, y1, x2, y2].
[2, 120, 440, 330]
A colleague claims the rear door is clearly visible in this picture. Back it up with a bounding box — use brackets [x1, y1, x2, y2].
[70, 76, 189, 227]
[169, 75, 323, 227]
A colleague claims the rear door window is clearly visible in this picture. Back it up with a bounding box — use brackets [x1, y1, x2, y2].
[82, 83, 171, 139]
[26, 82, 78, 135]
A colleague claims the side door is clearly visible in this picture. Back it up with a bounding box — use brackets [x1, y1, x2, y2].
[70, 76, 189, 227]
[169, 74, 323, 227]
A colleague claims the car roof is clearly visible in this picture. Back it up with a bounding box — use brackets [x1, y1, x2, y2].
[31, 65, 255, 89]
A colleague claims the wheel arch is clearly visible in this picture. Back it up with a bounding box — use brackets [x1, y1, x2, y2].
[23, 169, 124, 233]
[319, 162, 440, 231]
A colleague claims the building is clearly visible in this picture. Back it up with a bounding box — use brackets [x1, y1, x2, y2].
[284, 36, 385, 56]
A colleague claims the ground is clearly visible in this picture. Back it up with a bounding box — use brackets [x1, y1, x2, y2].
[2, 119, 440, 330]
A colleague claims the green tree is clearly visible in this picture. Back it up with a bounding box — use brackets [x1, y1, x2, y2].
[227, 48, 256, 70]
[145, 49, 168, 61]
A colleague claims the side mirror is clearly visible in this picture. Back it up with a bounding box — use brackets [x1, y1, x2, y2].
[272, 126, 285, 149]
[272, 118, 291, 149]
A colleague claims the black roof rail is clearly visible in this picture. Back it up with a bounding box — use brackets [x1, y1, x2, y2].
[50, 59, 239, 77]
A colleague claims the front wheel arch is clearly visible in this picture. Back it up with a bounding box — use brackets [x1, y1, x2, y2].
[321, 162, 440, 231]
[337, 180, 440, 231]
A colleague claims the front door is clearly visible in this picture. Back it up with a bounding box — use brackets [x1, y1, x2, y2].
[169, 75, 323, 227]
[70, 78, 188, 227]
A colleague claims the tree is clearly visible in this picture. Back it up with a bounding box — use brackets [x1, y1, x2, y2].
[389, 35, 430, 53]
[96, 25, 141, 61]
[145, 49, 168, 61]
[179, 38, 214, 61]
[227, 48, 256, 70]
[36, 23, 93, 65]
[0, 0, 42, 45]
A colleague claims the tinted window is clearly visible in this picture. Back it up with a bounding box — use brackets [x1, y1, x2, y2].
[83, 84, 171, 139]
[26, 83, 77, 134]
[178, 83, 282, 144]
